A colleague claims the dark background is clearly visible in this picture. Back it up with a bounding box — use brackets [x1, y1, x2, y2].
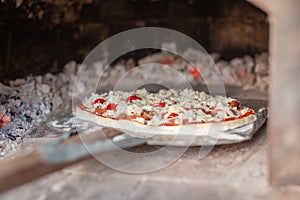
[0, 0, 268, 81]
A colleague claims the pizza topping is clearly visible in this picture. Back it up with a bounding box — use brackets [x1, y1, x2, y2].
[167, 113, 179, 119]
[106, 103, 117, 111]
[126, 95, 142, 103]
[151, 102, 166, 107]
[94, 107, 106, 115]
[141, 105, 153, 112]
[229, 100, 242, 110]
[80, 88, 255, 126]
[134, 117, 146, 124]
[141, 110, 152, 120]
[126, 104, 142, 116]
[93, 98, 106, 104]
[163, 120, 177, 126]
[210, 106, 216, 110]
[239, 109, 255, 118]
[183, 119, 189, 124]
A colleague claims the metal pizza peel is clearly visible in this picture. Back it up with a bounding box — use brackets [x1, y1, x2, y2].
[0, 98, 267, 192]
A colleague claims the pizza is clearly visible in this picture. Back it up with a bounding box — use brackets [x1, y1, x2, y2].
[76, 88, 257, 137]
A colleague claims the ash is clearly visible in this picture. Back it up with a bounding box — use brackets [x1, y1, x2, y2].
[0, 48, 269, 156]
[0, 61, 78, 156]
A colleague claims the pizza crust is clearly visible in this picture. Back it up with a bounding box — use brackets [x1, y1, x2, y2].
[75, 107, 257, 139]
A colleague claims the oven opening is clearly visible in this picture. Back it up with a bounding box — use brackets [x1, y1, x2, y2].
[1, 0, 300, 198]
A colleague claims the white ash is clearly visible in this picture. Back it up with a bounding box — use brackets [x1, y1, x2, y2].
[0, 61, 79, 156]
[119, 48, 269, 91]
[0, 105, 5, 119]
[254, 52, 269, 75]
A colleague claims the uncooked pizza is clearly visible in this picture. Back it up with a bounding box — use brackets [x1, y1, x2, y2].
[76, 88, 257, 136]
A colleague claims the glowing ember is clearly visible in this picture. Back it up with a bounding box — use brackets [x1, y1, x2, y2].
[1, 114, 10, 123]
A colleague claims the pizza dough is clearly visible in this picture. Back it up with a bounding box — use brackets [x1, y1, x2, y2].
[76, 88, 257, 138]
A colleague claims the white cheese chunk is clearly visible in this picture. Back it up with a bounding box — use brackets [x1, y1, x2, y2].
[83, 88, 253, 126]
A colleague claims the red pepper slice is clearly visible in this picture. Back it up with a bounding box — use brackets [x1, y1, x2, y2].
[224, 117, 236, 122]
[93, 98, 106, 104]
[126, 95, 142, 103]
[167, 113, 179, 119]
[94, 107, 106, 115]
[238, 109, 255, 119]
[183, 119, 189, 124]
[151, 102, 166, 107]
[163, 119, 176, 126]
[201, 108, 211, 115]
[210, 106, 216, 110]
[106, 103, 117, 111]
[127, 115, 138, 119]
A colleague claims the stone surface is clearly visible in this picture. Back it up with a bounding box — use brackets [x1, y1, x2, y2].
[267, 0, 300, 186]
[0, 122, 299, 199]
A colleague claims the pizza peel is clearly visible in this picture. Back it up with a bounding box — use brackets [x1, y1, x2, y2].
[0, 98, 267, 192]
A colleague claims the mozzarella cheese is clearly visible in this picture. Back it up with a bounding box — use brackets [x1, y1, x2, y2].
[81, 88, 253, 126]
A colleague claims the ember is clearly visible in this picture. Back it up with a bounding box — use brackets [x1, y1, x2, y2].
[1, 114, 10, 123]
[0, 61, 78, 156]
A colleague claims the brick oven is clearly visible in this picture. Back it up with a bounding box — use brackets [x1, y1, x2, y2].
[0, 0, 269, 81]
[0, 0, 299, 199]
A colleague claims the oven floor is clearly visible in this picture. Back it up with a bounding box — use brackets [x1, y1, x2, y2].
[1, 90, 300, 200]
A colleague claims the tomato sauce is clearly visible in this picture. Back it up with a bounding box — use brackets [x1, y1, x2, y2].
[78, 103, 255, 127]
